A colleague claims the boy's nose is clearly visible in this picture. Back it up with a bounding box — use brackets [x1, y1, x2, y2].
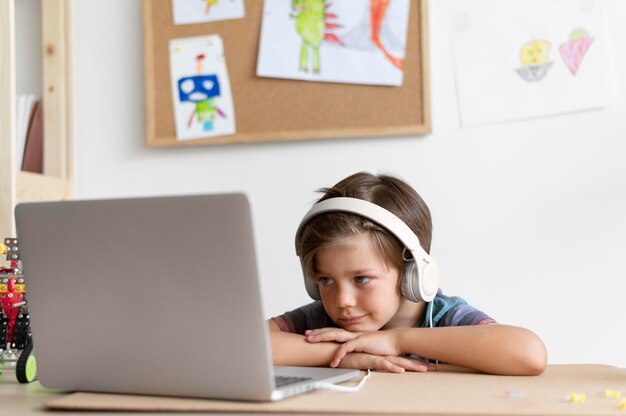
[335, 285, 357, 307]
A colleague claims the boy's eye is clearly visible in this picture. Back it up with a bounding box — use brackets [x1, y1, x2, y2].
[317, 277, 333, 286]
[354, 276, 371, 284]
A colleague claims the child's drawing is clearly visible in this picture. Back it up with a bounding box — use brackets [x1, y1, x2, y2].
[451, 2, 612, 127]
[514, 39, 553, 82]
[171, 0, 245, 25]
[169, 35, 236, 140]
[339, 0, 405, 70]
[203, 0, 218, 14]
[178, 56, 226, 132]
[291, 0, 343, 73]
[257, 0, 410, 86]
[559, 28, 593, 76]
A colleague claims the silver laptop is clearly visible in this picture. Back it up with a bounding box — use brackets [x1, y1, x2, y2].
[15, 193, 359, 401]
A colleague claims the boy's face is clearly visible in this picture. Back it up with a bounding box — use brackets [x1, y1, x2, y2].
[315, 233, 403, 332]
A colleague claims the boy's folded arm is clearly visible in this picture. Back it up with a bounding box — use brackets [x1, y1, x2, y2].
[268, 320, 341, 367]
[268, 321, 432, 372]
[396, 324, 547, 376]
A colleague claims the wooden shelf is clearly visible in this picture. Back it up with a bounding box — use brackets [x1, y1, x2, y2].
[17, 171, 71, 204]
[0, 0, 73, 238]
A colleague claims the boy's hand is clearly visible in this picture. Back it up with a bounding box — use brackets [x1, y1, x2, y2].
[329, 329, 412, 368]
[306, 328, 437, 372]
[305, 327, 362, 343]
[339, 352, 434, 373]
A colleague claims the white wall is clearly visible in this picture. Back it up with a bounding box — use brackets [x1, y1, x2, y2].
[73, 0, 626, 367]
[15, 0, 41, 96]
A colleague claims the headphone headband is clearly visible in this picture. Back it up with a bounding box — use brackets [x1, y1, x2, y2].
[295, 197, 429, 261]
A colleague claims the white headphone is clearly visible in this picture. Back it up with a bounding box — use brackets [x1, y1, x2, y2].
[295, 197, 440, 303]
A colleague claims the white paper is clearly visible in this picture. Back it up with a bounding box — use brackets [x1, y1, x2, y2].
[257, 0, 410, 86]
[169, 35, 236, 141]
[171, 0, 245, 25]
[452, 0, 612, 126]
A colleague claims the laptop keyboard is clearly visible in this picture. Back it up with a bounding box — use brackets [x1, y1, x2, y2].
[275, 375, 312, 388]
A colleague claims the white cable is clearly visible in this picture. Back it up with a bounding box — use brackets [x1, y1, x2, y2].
[313, 369, 371, 392]
[429, 300, 440, 365]
[429, 300, 434, 328]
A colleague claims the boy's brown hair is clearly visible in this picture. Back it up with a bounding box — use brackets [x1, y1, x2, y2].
[296, 172, 433, 284]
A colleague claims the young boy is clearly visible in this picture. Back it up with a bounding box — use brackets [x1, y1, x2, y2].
[269, 172, 547, 375]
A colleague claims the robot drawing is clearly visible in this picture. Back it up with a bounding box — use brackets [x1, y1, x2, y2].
[177, 54, 226, 132]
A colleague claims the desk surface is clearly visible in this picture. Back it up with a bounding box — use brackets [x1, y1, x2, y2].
[1, 369, 232, 416]
[2, 365, 626, 416]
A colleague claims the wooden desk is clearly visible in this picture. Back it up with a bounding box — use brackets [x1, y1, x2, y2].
[2, 369, 229, 416]
[2, 365, 626, 415]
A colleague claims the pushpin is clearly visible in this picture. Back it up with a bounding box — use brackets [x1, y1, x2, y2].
[569, 392, 586, 403]
[605, 389, 622, 399]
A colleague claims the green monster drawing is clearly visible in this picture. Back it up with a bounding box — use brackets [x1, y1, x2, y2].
[291, 0, 342, 73]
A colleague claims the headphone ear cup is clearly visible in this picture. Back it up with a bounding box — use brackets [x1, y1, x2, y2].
[401, 258, 439, 303]
[401, 260, 423, 303]
[304, 273, 320, 300]
[301, 262, 321, 300]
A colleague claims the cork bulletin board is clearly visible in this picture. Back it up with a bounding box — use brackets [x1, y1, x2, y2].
[142, 0, 431, 147]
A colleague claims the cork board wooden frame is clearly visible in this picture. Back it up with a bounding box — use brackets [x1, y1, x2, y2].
[143, 0, 431, 147]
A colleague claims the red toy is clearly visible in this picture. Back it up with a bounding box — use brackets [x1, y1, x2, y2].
[1, 238, 36, 383]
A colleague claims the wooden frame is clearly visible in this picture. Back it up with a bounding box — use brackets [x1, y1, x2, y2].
[143, 0, 431, 147]
[1, 1, 17, 237]
[42, 0, 72, 182]
[0, 0, 73, 238]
